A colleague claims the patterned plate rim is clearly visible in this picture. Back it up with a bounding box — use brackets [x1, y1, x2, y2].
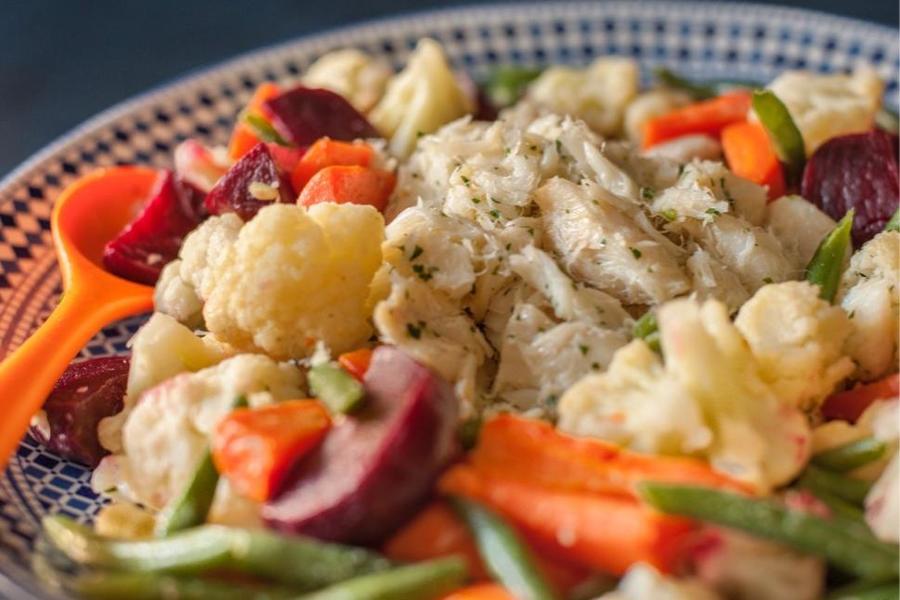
[0, 2, 897, 598]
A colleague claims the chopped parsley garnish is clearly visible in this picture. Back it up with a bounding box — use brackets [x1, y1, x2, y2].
[578, 344, 589, 355]
[705, 207, 721, 216]
[630, 247, 643, 259]
[409, 245, 424, 261]
[640, 186, 656, 200]
[489, 209, 501, 219]
[406, 322, 423, 339]
[460, 175, 470, 185]
[762, 276, 774, 284]
[660, 209, 678, 222]
[412, 263, 437, 281]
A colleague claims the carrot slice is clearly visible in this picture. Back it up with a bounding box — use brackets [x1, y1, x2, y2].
[212, 399, 330, 502]
[291, 138, 375, 192]
[337, 348, 374, 382]
[822, 373, 900, 423]
[227, 83, 282, 160]
[642, 90, 752, 149]
[470, 414, 751, 497]
[439, 465, 694, 576]
[722, 121, 786, 200]
[441, 584, 516, 600]
[297, 165, 396, 212]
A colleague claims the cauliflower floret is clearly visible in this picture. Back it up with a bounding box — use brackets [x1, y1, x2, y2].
[599, 563, 719, 600]
[527, 57, 639, 136]
[624, 89, 692, 144]
[766, 68, 884, 155]
[98, 313, 233, 454]
[735, 281, 854, 411]
[154, 260, 203, 328]
[191, 203, 384, 359]
[370, 39, 474, 158]
[301, 48, 392, 113]
[766, 195, 837, 270]
[560, 298, 811, 490]
[97, 354, 303, 510]
[373, 271, 492, 409]
[837, 231, 900, 380]
[538, 177, 691, 305]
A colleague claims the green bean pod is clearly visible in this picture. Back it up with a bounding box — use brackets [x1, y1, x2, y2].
[43, 517, 390, 590]
[243, 112, 289, 146]
[639, 483, 899, 581]
[827, 579, 900, 600]
[752, 89, 806, 183]
[74, 572, 293, 600]
[805, 210, 854, 303]
[484, 66, 543, 108]
[298, 556, 467, 600]
[308, 362, 365, 414]
[451, 497, 557, 600]
[798, 465, 872, 505]
[813, 437, 887, 472]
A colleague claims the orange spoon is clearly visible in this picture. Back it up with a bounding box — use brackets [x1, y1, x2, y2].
[0, 166, 158, 470]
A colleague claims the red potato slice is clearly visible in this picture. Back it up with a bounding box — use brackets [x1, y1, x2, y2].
[263, 346, 459, 544]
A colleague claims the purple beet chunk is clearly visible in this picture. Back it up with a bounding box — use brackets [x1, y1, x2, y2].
[204, 143, 295, 221]
[263, 346, 459, 545]
[103, 171, 207, 285]
[29, 356, 129, 467]
[801, 130, 900, 247]
[264, 86, 380, 147]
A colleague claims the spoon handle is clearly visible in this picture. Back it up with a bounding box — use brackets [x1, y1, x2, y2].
[0, 287, 150, 470]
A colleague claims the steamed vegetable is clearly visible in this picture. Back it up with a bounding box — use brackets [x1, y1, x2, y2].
[299, 556, 467, 600]
[484, 66, 542, 107]
[337, 348, 374, 382]
[798, 465, 871, 505]
[640, 483, 899, 580]
[73, 572, 292, 600]
[204, 143, 295, 220]
[263, 85, 379, 147]
[641, 90, 751, 148]
[885, 207, 900, 232]
[228, 82, 282, 160]
[813, 437, 887, 472]
[451, 497, 557, 600]
[297, 165, 396, 212]
[291, 138, 374, 192]
[42, 516, 390, 589]
[308, 362, 366, 414]
[721, 120, 786, 199]
[805, 211, 854, 302]
[631, 312, 661, 353]
[442, 584, 516, 600]
[751, 89, 806, 183]
[821, 374, 899, 423]
[30, 356, 129, 467]
[263, 346, 459, 544]
[212, 399, 331, 502]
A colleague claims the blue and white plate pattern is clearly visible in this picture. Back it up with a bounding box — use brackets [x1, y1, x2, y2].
[0, 2, 896, 597]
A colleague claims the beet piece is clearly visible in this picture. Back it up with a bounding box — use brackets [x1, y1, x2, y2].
[103, 171, 207, 285]
[263, 86, 380, 147]
[801, 130, 900, 246]
[263, 346, 459, 545]
[29, 356, 129, 467]
[204, 143, 295, 221]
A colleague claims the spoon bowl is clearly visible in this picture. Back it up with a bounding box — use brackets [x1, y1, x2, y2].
[0, 166, 157, 469]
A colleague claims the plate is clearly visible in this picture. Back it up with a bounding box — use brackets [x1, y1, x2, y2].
[0, 2, 897, 597]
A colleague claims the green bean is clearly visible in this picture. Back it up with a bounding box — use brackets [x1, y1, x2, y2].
[875, 107, 900, 135]
[639, 483, 899, 581]
[308, 362, 365, 414]
[806, 210, 854, 302]
[73, 572, 293, 600]
[243, 112, 289, 146]
[484, 66, 543, 107]
[799, 465, 872, 505]
[43, 517, 390, 590]
[156, 396, 247, 536]
[813, 437, 887, 472]
[827, 579, 900, 600]
[451, 497, 557, 600]
[457, 416, 483, 450]
[885, 207, 900, 233]
[298, 556, 467, 600]
[752, 89, 806, 183]
[653, 67, 717, 100]
[632, 311, 661, 353]
[805, 487, 865, 521]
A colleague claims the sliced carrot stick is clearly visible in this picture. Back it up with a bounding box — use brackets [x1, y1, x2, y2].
[337, 347, 374, 382]
[470, 414, 751, 497]
[441, 584, 516, 600]
[642, 90, 752, 149]
[721, 121, 786, 200]
[291, 138, 375, 192]
[212, 399, 330, 502]
[822, 373, 900, 423]
[439, 465, 694, 576]
[297, 165, 396, 212]
[228, 83, 282, 160]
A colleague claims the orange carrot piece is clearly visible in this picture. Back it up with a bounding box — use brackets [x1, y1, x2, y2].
[642, 90, 752, 149]
[227, 83, 282, 160]
[385, 501, 489, 580]
[822, 373, 900, 423]
[291, 138, 375, 192]
[470, 414, 751, 497]
[297, 165, 396, 211]
[721, 121, 786, 200]
[441, 584, 516, 600]
[337, 348, 374, 382]
[439, 465, 694, 576]
[212, 399, 330, 502]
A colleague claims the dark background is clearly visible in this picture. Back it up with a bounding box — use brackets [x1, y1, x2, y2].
[1, 0, 896, 178]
